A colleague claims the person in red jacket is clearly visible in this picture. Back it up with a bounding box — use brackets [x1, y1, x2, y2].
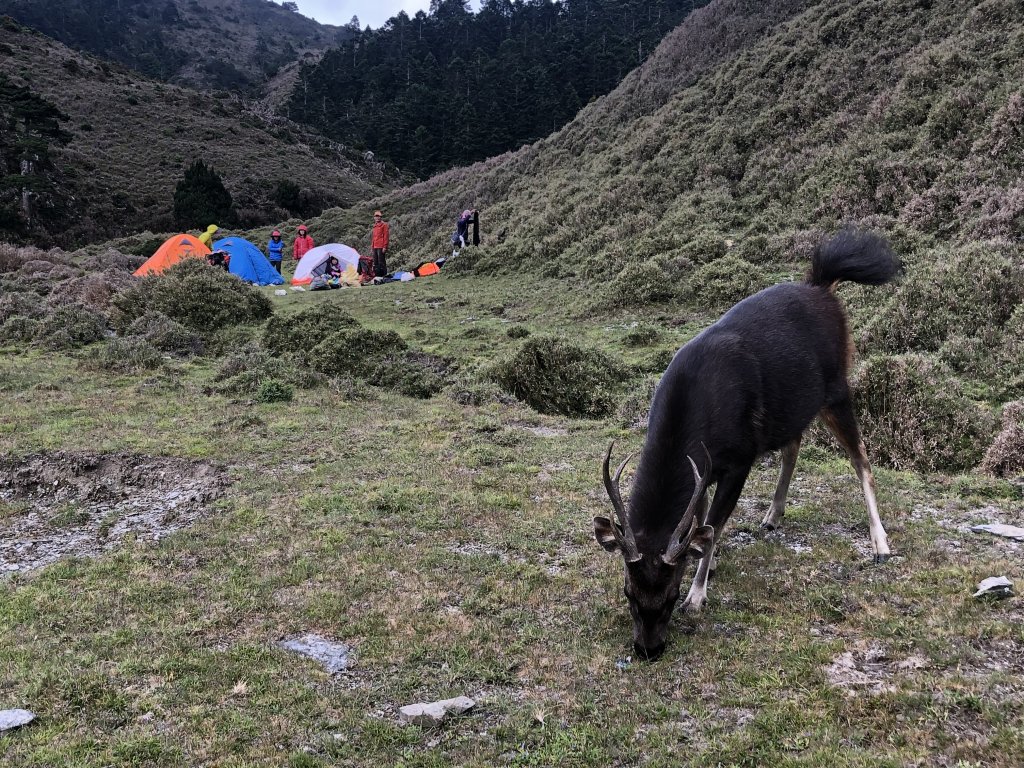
[371, 210, 390, 279]
[292, 224, 314, 261]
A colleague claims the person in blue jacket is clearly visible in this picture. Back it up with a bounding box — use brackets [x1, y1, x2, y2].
[267, 229, 284, 273]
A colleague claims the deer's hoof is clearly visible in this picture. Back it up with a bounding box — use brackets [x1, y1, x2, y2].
[681, 598, 704, 616]
[873, 553, 891, 565]
[760, 521, 777, 532]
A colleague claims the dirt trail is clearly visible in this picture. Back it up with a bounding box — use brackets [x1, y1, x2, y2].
[0, 452, 227, 574]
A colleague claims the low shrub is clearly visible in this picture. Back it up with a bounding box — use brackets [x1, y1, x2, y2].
[0, 292, 45, 322]
[617, 375, 659, 430]
[446, 376, 516, 406]
[47, 270, 134, 311]
[127, 312, 204, 357]
[980, 401, 1024, 477]
[36, 305, 107, 350]
[262, 302, 359, 357]
[306, 328, 406, 378]
[84, 337, 163, 373]
[205, 324, 260, 358]
[852, 354, 996, 473]
[622, 323, 661, 347]
[593, 260, 682, 310]
[489, 335, 630, 418]
[506, 325, 530, 339]
[371, 351, 451, 399]
[0, 316, 40, 344]
[689, 255, 773, 310]
[111, 260, 273, 333]
[639, 347, 676, 374]
[215, 342, 326, 396]
[255, 379, 294, 403]
[859, 241, 1024, 354]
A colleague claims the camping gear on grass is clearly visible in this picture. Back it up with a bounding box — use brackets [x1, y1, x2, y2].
[292, 244, 360, 286]
[413, 261, 441, 277]
[134, 234, 210, 276]
[213, 236, 284, 286]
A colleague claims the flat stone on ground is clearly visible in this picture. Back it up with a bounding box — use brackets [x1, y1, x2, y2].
[277, 634, 353, 674]
[0, 708, 35, 733]
[399, 696, 475, 726]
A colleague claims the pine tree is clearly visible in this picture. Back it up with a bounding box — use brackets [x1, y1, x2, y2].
[0, 74, 72, 240]
[173, 160, 235, 230]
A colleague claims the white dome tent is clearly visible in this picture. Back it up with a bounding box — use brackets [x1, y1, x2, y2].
[291, 243, 361, 286]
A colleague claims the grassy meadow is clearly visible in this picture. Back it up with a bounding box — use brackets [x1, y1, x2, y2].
[2, 0, 1024, 765]
[1, 262, 1022, 767]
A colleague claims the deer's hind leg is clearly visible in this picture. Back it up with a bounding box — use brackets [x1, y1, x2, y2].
[820, 399, 891, 564]
[761, 437, 801, 530]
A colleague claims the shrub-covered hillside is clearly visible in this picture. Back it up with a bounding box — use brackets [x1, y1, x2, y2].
[0, 20, 389, 247]
[302, 0, 1023, 471]
[0, 0, 348, 91]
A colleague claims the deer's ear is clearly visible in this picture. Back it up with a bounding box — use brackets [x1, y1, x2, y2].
[687, 525, 715, 558]
[593, 516, 621, 553]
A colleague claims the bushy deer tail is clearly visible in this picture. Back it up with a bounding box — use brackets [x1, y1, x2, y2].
[807, 229, 902, 288]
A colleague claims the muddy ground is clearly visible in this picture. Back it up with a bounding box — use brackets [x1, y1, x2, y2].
[0, 452, 227, 573]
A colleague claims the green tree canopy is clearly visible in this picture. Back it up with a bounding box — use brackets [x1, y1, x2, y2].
[173, 160, 235, 230]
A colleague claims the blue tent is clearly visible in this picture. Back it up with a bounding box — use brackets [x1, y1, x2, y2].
[213, 237, 284, 286]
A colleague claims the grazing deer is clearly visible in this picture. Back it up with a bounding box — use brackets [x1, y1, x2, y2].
[595, 230, 901, 660]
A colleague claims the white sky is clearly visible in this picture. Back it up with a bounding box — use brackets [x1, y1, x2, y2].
[289, 1, 481, 30]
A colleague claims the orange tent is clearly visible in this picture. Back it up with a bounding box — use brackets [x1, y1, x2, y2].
[133, 234, 211, 277]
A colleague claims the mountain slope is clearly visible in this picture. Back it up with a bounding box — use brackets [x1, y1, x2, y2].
[0, 0, 349, 91]
[314, 0, 1022, 271]
[304, 0, 1023, 452]
[0, 20, 388, 246]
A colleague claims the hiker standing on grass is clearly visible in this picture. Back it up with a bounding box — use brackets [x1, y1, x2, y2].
[293, 224, 314, 261]
[267, 230, 284, 274]
[371, 209, 390, 279]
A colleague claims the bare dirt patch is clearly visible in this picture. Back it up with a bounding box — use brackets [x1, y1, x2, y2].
[824, 642, 929, 695]
[0, 452, 227, 574]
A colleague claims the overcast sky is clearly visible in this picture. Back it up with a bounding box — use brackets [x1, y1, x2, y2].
[290, 1, 481, 30]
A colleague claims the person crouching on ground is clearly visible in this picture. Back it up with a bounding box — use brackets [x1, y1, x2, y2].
[325, 255, 342, 279]
[267, 230, 284, 273]
[293, 224, 314, 261]
[371, 210, 390, 278]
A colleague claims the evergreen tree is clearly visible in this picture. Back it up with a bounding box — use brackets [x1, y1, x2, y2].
[0, 74, 72, 240]
[173, 160, 235, 230]
[287, 0, 709, 178]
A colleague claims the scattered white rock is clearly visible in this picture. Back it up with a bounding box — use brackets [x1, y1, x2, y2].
[274, 289, 287, 296]
[277, 634, 353, 674]
[973, 576, 1014, 599]
[0, 708, 35, 733]
[971, 523, 1024, 542]
[399, 696, 475, 726]
[290, 286, 305, 292]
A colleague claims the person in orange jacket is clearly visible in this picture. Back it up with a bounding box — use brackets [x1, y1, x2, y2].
[292, 224, 314, 261]
[371, 209, 390, 278]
